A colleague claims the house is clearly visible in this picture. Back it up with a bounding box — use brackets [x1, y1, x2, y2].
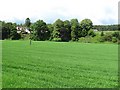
[25, 28, 30, 33]
[16, 26, 22, 33]
[16, 26, 30, 34]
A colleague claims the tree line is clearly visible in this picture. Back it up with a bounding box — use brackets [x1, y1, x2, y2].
[30, 18, 94, 42]
[0, 21, 20, 40]
[0, 18, 93, 41]
[93, 24, 119, 31]
[0, 18, 120, 43]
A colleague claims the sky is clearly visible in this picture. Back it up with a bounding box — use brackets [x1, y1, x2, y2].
[0, 0, 119, 25]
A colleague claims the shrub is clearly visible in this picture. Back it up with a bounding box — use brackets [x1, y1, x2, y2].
[112, 37, 117, 43]
[78, 37, 86, 43]
[11, 33, 21, 40]
[71, 37, 76, 41]
[101, 31, 104, 36]
[103, 33, 112, 41]
[112, 32, 119, 38]
[79, 36, 93, 43]
[99, 36, 105, 42]
[88, 29, 96, 37]
[118, 40, 120, 44]
[52, 38, 61, 42]
[92, 35, 101, 43]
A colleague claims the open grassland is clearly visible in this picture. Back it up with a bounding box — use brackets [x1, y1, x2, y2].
[2, 40, 118, 88]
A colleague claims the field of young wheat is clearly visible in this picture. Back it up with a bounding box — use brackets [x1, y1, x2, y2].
[2, 40, 118, 88]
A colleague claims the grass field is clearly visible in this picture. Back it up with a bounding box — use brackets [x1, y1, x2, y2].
[2, 40, 118, 88]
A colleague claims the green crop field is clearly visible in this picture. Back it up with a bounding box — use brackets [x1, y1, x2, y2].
[2, 40, 118, 88]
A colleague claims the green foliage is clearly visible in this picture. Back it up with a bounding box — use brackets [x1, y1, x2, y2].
[103, 33, 112, 42]
[2, 22, 11, 39]
[80, 19, 93, 37]
[112, 37, 117, 43]
[80, 34, 101, 43]
[10, 29, 21, 40]
[2, 22, 21, 40]
[99, 36, 105, 42]
[99, 33, 113, 42]
[31, 20, 50, 41]
[62, 20, 71, 41]
[3, 41, 118, 88]
[88, 29, 96, 37]
[47, 24, 54, 40]
[52, 38, 61, 41]
[101, 31, 104, 36]
[112, 32, 120, 39]
[1, 18, 119, 43]
[71, 26, 77, 41]
[79, 36, 93, 43]
[80, 19, 93, 31]
[70, 19, 79, 41]
[25, 18, 31, 28]
[93, 24, 118, 31]
[118, 40, 120, 44]
[52, 19, 64, 41]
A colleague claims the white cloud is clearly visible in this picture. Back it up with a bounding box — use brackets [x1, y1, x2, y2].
[0, 0, 119, 25]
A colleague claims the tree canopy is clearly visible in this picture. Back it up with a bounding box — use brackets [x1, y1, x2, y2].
[1, 18, 119, 43]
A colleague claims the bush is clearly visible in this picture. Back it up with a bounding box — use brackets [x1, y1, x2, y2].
[118, 40, 120, 44]
[103, 33, 112, 41]
[11, 33, 21, 40]
[71, 37, 76, 41]
[112, 32, 120, 43]
[52, 38, 61, 42]
[78, 37, 86, 43]
[112, 32, 119, 38]
[99, 36, 105, 42]
[112, 37, 117, 43]
[79, 36, 93, 43]
[101, 31, 104, 36]
[88, 29, 96, 37]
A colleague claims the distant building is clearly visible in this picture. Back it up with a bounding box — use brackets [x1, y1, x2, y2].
[25, 28, 30, 33]
[16, 26, 22, 33]
[16, 26, 30, 34]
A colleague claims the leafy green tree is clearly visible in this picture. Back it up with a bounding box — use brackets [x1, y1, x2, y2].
[31, 20, 50, 41]
[47, 24, 54, 40]
[2, 21, 10, 39]
[25, 18, 31, 28]
[61, 20, 71, 41]
[10, 29, 21, 40]
[52, 19, 64, 41]
[2, 22, 20, 40]
[80, 19, 93, 37]
[70, 19, 79, 41]
[8, 22, 21, 40]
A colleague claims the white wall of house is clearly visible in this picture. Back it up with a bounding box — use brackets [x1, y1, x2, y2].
[25, 29, 30, 33]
